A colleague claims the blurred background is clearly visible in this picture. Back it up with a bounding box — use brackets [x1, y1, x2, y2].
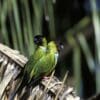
[0, 0, 100, 99]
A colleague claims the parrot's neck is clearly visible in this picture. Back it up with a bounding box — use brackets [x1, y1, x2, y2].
[40, 46, 46, 52]
[42, 38, 47, 47]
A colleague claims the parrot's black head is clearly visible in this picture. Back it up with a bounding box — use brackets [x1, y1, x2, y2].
[34, 35, 44, 46]
[56, 42, 64, 53]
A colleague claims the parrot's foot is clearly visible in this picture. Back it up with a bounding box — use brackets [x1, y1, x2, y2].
[43, 76, 50, 81]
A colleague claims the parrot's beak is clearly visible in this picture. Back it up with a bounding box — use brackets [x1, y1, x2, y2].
[57, 42, 64, 52]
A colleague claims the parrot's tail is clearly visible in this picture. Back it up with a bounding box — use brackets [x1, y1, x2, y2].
[8, 72, 29, 100]
[8, 73, 42, 100]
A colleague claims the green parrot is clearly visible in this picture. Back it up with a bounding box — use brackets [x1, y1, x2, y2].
[29, 41, 59, 82]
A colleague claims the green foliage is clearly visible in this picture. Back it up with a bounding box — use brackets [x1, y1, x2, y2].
[90, 0, 100, 93]
[0, 0, 56, 56]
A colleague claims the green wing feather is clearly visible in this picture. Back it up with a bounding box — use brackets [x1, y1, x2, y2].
[24, 46, 46, 75]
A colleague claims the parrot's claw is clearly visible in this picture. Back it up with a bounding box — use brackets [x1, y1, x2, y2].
[43, 76, 50, 81]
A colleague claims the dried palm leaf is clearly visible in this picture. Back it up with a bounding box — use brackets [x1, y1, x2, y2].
[0, 43, 80, 100]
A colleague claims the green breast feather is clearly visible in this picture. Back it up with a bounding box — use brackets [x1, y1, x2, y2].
[30, 52, 59, 80]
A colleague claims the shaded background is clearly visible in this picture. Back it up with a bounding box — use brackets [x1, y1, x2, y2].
[0, 0, 100, 99]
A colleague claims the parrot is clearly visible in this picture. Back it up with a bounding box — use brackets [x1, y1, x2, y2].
[22, 41, 60, 87]
[29, 41, 59, 81]
[9, 35, 47, 100]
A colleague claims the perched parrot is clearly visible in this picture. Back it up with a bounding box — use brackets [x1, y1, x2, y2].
[9, 35, 47, 100]
[29, 41, 59, 81]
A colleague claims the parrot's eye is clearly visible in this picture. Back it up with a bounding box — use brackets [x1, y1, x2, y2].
[57, 42, 64, 52]
[34, 35, 43, 45]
